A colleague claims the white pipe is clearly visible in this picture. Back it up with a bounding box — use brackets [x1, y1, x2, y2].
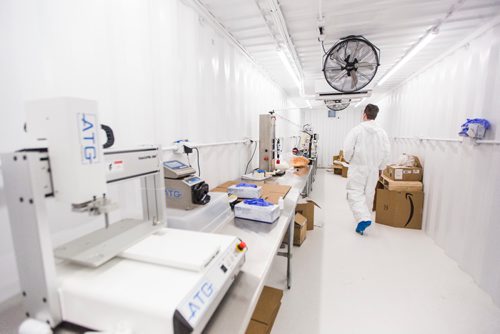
[162, 139, 251, 152]
[475, 139, 500, 145]
[393, 136, 463, 143]
[192, 139, 250, 148]
[162, 145, 178, 152]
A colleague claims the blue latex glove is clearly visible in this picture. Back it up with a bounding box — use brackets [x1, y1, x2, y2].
[236, 183, 257, 188]
[243, 198, 273, 207]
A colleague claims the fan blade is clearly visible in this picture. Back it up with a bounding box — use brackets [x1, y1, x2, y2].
[332, 70, 348, 81]
[330, 54, 346, 66]
[351, 71, 358, 89]
[357, 47, 373, 62]
[324, 67, 343, 72]
[357, 62, 375, 70]
[351, 41, 361, 59]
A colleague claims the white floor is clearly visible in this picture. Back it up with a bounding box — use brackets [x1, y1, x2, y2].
[266, 169, 500, 334]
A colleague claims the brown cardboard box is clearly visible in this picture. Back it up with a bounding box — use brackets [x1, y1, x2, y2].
[211, 180, 290, 205]
[246, 320, 269, 334]
[246, 286, 283, 334]
[379, 174, 423, 192]
[373, 180, 385, 211]
[295, 200, 321, 230]
[341, 165, 349, 178]
[293, 213, 307, 246]
[284, 213, 308, 246]
[261, 183, 291, 204]
[383, 156, 423, 181]
[332, 165, 343, 175]
[375, 188, 423, 229]
[333, 150, 345, 176]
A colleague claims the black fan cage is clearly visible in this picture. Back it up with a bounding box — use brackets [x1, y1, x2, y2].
[323, 35, 380, 93]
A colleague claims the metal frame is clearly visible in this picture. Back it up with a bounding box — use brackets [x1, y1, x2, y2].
[1, 152, 62, 326]
[1, 148, 166, 327]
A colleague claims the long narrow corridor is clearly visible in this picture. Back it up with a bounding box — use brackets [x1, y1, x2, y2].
[266, 169, 500, 334]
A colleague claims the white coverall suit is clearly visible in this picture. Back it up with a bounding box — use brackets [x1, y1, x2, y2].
[343, 120, 390, 223]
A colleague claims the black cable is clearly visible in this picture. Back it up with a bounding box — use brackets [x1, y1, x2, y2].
[100, 124, 115, 149]
[186, 153, 191, 167]
[194, 147, 201, 177]
[245, 141, 258, 175]
[321, 40, 327, 55]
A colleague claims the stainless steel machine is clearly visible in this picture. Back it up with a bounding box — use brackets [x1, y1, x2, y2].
[2, 97, 246, 334]
[258, 113, 282, 172]
[163, 160, 211, 210]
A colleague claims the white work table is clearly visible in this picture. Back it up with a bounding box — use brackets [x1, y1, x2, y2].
[0, 168, 313, 334]
[204, 169, 311, 334]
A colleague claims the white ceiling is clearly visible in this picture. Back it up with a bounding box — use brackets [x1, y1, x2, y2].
[200, 0, 500, 108]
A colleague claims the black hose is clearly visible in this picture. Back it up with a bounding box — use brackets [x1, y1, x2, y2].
[194, 147, 201, 177]
[101, 124, 115, 149]
[245, 141, 258, 174]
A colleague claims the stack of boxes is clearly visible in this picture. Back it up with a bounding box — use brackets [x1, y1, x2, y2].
[332, 150, 349, 178]
[375, 156, 424, 229]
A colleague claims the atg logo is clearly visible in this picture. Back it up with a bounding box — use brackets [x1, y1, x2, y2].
[165, 189, 182, 198]
[78, 113, 100, 164]
[187, 282, 214, 322]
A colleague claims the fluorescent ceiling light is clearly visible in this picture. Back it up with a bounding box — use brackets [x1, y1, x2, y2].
[278, 49, 301, 89]
[377, 30, 438, 86]
[354, 100, 364, 108]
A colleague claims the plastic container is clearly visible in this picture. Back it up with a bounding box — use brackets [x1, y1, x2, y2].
[165, 192, 232, 232]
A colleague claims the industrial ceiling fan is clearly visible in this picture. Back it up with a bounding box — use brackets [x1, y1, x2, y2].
[324, 99, 350, 111]
[323, 35, 380, 93]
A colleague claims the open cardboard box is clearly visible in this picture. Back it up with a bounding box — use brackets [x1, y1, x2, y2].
[212, 180, 291, 205]
[296, 199, 321, 230]
[246, 286, 283, 334]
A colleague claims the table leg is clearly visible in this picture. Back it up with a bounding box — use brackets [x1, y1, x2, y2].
[287, 215, 293, 289]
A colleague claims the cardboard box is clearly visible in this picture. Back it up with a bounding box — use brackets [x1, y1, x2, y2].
[383, 156, 423, 181]
[211, 180, 290, 205]
[332, 165, 343, 175]
[246, 320, 269, 334]
[246, 286, 283, 334]
[261, 183, 291, 204]
[373, 180, 384, 211]
[293, 213, 307, 246]
[341, 165, 349, 178]
[295, 199, 321, 230]
[375, 188, 423, 229]
[284, 213, 308, 246]
[379, 174, 423, 192]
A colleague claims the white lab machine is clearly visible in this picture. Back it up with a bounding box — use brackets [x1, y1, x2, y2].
[163, 160, 211, 210]
[2, 97, 246, 334]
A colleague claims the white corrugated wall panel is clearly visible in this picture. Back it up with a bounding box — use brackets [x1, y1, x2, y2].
[304, 107, 363, 167]
[378, 22, 500, 306]
[0, 0, 294, 304]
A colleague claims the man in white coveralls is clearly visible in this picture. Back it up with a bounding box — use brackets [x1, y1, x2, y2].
[343, 104, 390, 235]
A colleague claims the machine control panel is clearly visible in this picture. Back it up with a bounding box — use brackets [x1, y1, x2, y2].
[163, 160, 197, 179]
[183, 176, 203, 186]
[174, 238, 247, 333]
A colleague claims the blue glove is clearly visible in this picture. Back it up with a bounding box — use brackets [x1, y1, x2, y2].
[236, 183, 258, 188]
[243, 198, 273, 207]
